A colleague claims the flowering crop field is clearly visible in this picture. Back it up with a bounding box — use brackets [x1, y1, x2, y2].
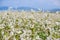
[0, 11, 60, 40]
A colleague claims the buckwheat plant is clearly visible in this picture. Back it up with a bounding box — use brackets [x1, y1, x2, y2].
[0, 10, 60, 40]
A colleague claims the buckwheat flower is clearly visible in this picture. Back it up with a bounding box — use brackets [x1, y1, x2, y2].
[23, 29, 28, 34]
[26, 37, 31, 40]
[4, 35, 8, 40]
[47, 35, 53, 40]
[36, 35, 41, 40]
[16, 30, 22, 34]
[45, 20, 51, 24]
[10, 25, 14, 28]
[58, 29, 60, 32]
[31, 24, 34, 28]
[0, 24, 5, 29]
[43, 13, 47, 17]
[21, 38, 25, 40]
[13, 37, 16, 40]
[26, 30, 32, 37]
[5, 38, 8, 40]
[55, 22, 60, 25]
[12, 28, 15, 32]
[2, 31, 4, 35]
[20, 34, 24, 38]
[10, 31, 14, 36]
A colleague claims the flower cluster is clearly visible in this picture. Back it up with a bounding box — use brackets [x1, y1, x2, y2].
[0, 11, 60, 40]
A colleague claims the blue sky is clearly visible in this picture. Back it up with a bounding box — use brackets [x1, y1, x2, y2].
[0, 0, 60, 10]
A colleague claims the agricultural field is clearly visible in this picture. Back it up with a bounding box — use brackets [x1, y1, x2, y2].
[0, 10, 60, 40]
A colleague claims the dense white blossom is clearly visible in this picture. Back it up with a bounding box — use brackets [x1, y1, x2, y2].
[0, 11, 60, 40]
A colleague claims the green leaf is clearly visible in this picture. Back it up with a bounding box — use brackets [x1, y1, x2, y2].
[38, 31, 47, 40]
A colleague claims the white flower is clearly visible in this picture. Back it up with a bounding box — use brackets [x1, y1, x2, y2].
[56, 38, 60, 40]
[47, 36, 53, 40]
[46, 20, 51, 24]
[21, 38, 25, 40]
[2, 31, 4, 35]
[10, 31, 14, 35]
[36, 35, 40, 40]
[0, 10, 60, 40]
[16, 31, 22, 34]
[55, 22, 60, 25]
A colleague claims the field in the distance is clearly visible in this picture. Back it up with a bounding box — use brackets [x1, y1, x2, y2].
[0, 11, 60, 40]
